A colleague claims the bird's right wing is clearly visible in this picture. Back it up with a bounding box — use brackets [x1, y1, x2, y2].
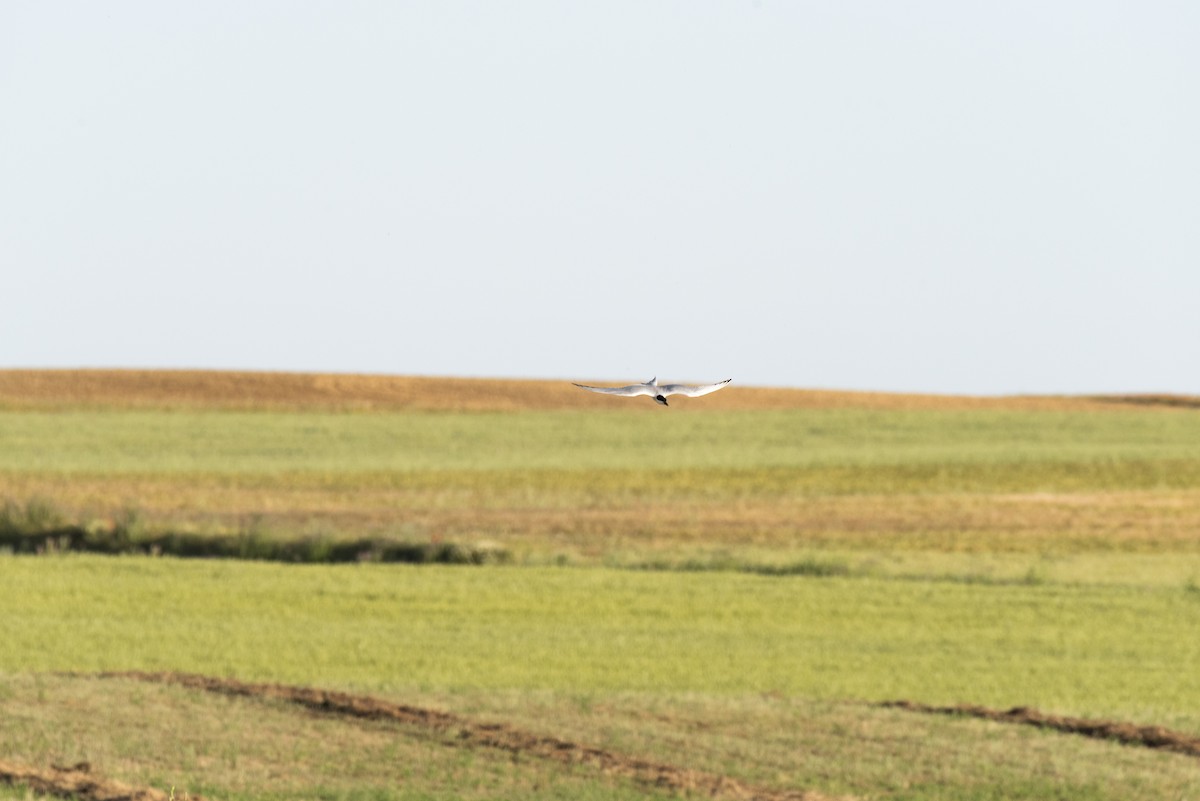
[572, 383, 654, 397]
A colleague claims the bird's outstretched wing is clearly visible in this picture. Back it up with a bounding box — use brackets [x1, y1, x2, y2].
[658, 379, 732, 398]
[572, 382, 655, 397]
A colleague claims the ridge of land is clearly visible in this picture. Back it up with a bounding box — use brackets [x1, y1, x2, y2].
[3, 369, 1190, 412]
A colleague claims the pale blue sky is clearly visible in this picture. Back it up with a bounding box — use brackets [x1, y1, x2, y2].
[3, 2, 1197, 394]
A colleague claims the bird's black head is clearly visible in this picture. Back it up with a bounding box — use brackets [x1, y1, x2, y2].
[655, 395, 668, 406]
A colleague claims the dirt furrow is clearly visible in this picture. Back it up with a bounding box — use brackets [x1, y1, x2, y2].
[880, 700, 1200, 758]
[0, 759, 202, 801]
[100, 671, 844, 801]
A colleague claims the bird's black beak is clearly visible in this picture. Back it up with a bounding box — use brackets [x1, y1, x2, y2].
[655, 395, 668, 406]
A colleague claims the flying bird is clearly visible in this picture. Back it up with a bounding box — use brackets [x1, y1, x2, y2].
[572, 377, 732, 406]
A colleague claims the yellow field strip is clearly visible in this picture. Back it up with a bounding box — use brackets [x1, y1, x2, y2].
[1, 369, 1183, 412]
[7, 471, 1200, 554]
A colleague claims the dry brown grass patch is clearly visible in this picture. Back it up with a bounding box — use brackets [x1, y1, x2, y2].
[0, 369, 1168, 412]
[8, 472, 1200, 554]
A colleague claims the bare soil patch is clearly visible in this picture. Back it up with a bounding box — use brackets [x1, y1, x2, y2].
[881, 700, 1200, 758]
[0, 758, 202, 801]
[100, 671, 845, 801]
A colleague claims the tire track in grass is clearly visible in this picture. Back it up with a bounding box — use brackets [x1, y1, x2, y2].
[880, 700, 1200, 758]
[0, 759, 203, 801]
[98, 671, 846, 801]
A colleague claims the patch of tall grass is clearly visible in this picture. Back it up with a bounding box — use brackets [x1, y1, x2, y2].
[0, 498, 64, 535]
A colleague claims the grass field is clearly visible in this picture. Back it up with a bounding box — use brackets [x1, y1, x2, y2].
[4, 557, 1200, 721]
[6, 395, 1200, 562]
[2, 557, 1199, 800]
[1, 370, 1199, 800]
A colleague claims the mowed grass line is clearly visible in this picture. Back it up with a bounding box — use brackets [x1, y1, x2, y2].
[0, 674, 681, 801]
[3, 556, 1199, 733]
[5, 673, 1199, 801]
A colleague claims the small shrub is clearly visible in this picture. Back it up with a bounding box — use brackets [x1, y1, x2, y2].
[300, 533, 337, 563]
[0, 497, 65, 534]
[749, 557, 851, 578]
[235, 516, 274, 560]
[111, 507, 144, 550]
[1020, 565, 1048, 586]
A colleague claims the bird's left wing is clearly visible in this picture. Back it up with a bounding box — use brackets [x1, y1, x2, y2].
[658, 379, 732, 398]
[572, 383, 655, 397]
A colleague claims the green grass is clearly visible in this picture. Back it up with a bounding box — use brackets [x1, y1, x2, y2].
[0, 673, 677, 801]
[3, 407, 1200, 476]
[3, 556, 1200, 800]
[3, 673, 1199, 801]
[3, 555, 1198, 731]
[435, 690, 1200, 801]
[4, 400, 1200, 799]
[0, 789, 48, 801]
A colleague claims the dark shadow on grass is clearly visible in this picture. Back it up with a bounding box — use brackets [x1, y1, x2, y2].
[1089, 394, 1200, 410]
[880, 700, 1200, 759]
[0, 524, 510, 566]
[628, 556, 853, 579]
